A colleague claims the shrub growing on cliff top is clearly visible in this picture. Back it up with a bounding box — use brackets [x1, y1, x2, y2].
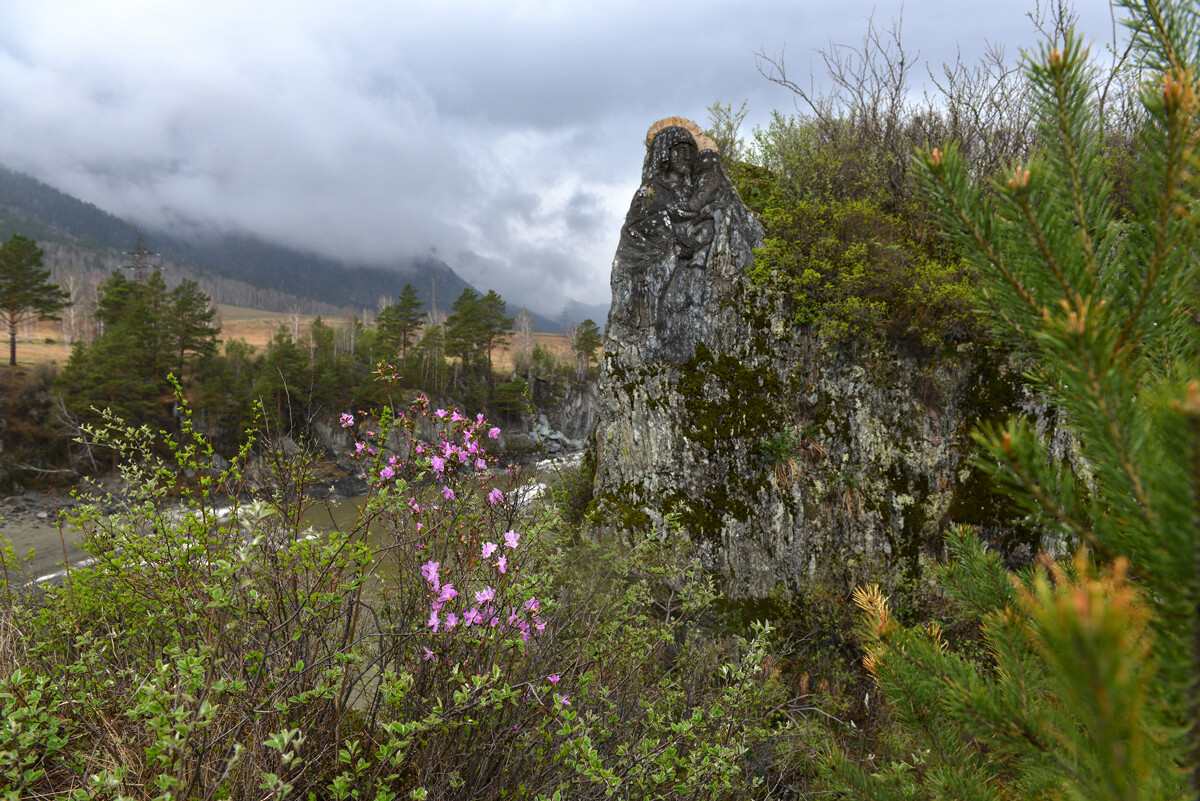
[831, 1, 1200, 796]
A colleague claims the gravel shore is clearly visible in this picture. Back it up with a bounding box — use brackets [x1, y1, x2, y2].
[0, 492, 92, 586]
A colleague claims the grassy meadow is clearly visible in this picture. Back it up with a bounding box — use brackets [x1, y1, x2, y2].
[6, 303, 578, 374]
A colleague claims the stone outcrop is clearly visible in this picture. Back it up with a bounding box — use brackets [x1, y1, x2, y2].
[593, 118, 1058, 598]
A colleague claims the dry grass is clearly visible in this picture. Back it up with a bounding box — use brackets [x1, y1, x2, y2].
[7, 305, 577, 373]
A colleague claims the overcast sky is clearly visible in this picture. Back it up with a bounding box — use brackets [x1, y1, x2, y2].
[0, 1, 1119, 317]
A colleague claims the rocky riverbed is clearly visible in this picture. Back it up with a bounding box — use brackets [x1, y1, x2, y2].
[0, 492, 92, 585]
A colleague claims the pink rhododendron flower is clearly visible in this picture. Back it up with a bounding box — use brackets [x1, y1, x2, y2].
[427, 611, 440, 632]
[555, 694, 571, 706]
[524, 596, 539, 613]
[481, 542, 498, 558]
[435, 409, 448, 418]
[504, 530, 520, 549]
[379, 466, 395, 480]
[496, 556, 507, 574]
[442, 486, 455, 500]
[451, 411, 464, 422]
[487, 488, 503, 505]
[438, 583, 458, 602]
[420, 560, 440, 587]
[475, 586, 495, 604]
[340, 413, 355, 428]
[463, 607, 482, 626]
[488, 427, 501, 439]
[477, 413, 485, 424]
[422, 647, 435, 661]
[354, 442, 366, 454]
[547, 674, 560, 685]
[475, 458, 487, 471]
[444, 612, 458, 629]
[431, 456, 445, 474]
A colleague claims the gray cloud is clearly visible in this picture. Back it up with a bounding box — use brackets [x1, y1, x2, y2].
[0, 0, 1116, 316]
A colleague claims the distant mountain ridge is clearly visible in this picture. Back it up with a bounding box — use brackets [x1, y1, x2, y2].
[0, 164, 576, 331]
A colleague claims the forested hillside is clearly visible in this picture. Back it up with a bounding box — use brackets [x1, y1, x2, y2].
[0, 165, 567, 330]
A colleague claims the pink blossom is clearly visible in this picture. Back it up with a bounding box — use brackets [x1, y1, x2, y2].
[547, 674, 560, 685]
[431, 456, 445, 474]
[438, 583, 458, 602]
[481, 542, 498, 558]
[459, 451, 470, 464]
[420, 560, 440, 587]
[554, 694, 571, 707]
[427, 611, 440, 632]
[354, 442, 366, 454]
[496, 556, 507, 574]
[524, 596, 540, 613]
[340, 413, 355, 428]
[475, 586, 495, 604]
[379, 466, 395, 480]
[488, 427, 501, 439]
[487, 488, 503, 505]
[504, 530, 520, 549]
[451, 411, 464, 422]
[435, 409, 448, 419]
[475, 458, 487, 471]
[477, 413, 485, 424]
[444, 612, 458, 629]
[422, 647, 435, 661]
[463, 607, 482, 626]
[442, 486, 456, 500]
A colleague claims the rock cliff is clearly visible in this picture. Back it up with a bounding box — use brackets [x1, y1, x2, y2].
[593, 118, 1057, 598]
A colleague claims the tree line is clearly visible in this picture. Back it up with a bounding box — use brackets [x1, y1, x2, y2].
[0, 239, 604, 467]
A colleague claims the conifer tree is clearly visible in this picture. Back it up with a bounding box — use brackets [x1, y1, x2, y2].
[167, 278, 218, 375]
[445, 288, 485, 369]
[831, 2, 1200, 797]
[376, 282, 423, 362]
[0, 234, 68, 365]
[478, 289, 512, 369]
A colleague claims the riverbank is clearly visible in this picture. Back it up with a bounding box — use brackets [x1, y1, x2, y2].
[0, 492, 91, 585]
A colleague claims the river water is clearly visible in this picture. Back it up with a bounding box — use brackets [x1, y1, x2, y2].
[12, 451, 581, 588]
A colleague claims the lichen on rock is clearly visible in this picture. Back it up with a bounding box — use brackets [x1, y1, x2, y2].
[593, 118, 1061, 599]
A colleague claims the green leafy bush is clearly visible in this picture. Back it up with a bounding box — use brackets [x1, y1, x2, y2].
[0, 368, 794, 798]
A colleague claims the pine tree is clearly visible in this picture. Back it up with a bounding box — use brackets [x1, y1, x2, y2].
[832, 3, 1200, 797]
[0, 234, 68, 366]
[478, 289, 512, 369]
[167, 278, 218, 376]
[445, 288, 485, 370]
[572, 318, 603, 377]
[376, 283, 424, 362]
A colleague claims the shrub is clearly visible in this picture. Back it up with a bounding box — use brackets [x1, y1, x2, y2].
[0, 365, 793, 798]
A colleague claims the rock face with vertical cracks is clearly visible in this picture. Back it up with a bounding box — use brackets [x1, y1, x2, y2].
[593, 117, 1067, 599]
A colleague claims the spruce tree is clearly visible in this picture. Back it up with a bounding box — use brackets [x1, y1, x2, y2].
[832, 2, 1200, 797]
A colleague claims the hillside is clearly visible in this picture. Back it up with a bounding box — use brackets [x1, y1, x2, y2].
[0, 164, 575, 330]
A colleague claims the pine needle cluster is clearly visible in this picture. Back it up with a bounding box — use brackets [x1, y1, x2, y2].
[832, 1, 1200, 797]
